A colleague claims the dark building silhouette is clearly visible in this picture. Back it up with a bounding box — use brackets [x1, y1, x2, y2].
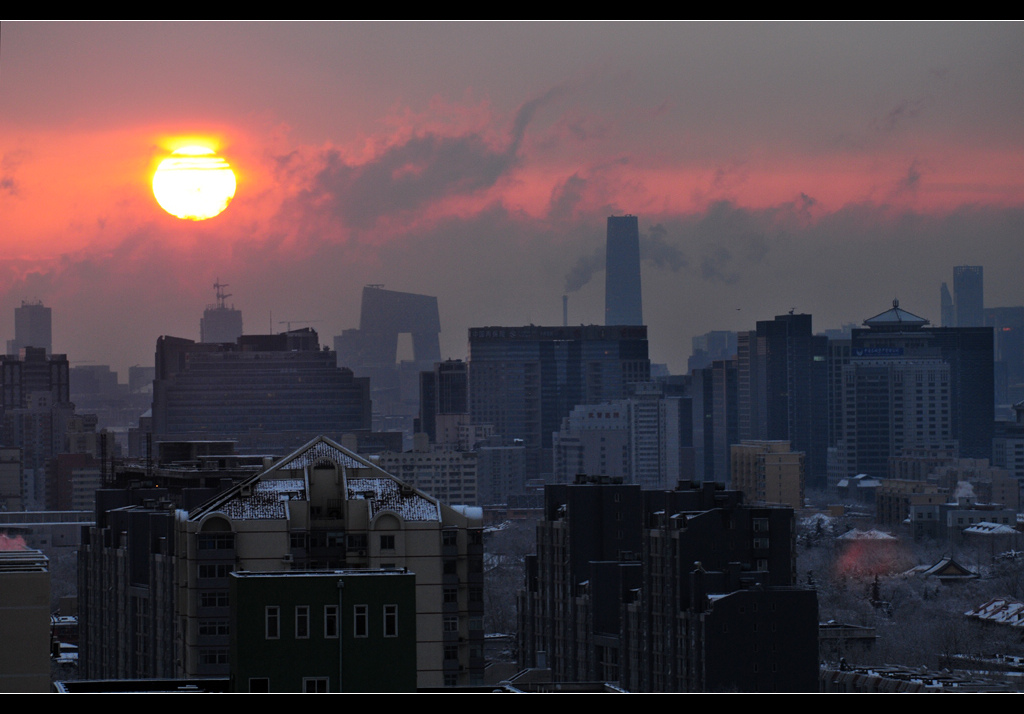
[738, 314, 828, 488]
[954, 265, 984, 328]
[152, 328, 371, 453]
[468, 325, 650, 476]
[605, 215, 643, 326]
[8, 300, 52, 356]
[690, 359, 737, 483]
[417, 359, 468, 444]
[518, 477, 818, 692]
[335, 285, 442, 421]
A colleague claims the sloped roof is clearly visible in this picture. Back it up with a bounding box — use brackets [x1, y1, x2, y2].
[921, 556, 977, 580]
[189, 435, 441, 522]
[863, 299, 929, 328]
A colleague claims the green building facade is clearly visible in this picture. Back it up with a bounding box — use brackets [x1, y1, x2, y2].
[230, 569, 416, 692]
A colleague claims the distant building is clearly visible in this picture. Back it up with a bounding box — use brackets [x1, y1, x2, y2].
[335, 285, 442, 423]
[469, 324, 650, 477]
[200, 280, 243, 344]
[7, 300, 52, 356]
[737, 313, 828, 488]
[376, 434, 479, 506]
[830, 300, 994, 487]
[731, 440, 805, 509]
[954, 265, 984, 328]
[152, 329, 370, 453]
[605, 215, 643, 326]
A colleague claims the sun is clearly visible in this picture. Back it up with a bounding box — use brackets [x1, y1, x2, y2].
[152, 145, 237, 220]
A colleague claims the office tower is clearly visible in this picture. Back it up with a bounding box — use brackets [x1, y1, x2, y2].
[830, 300, 994, 486]
[468, 324, 650, 477]
[418, 359, 468, 445]
[552, 382, 682, 490]
[954, 265, 984, 328]
[605, 215, 643, 326]
[152, 329, 371, 453]
[8, 301, 51, 356]
[737, 314, 828, 488]
[940, 282, 954, 327]
[377, 433, 479, 506]
[690, 359, 737, 484]
[335, 285, 442, 420]
[200, 280, 243, 344]
[519, 477, 818, 692]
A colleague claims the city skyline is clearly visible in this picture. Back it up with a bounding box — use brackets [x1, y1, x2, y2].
[1, 22, 1022, 376]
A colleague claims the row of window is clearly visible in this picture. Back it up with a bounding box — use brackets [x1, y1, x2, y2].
[265, 604, 398, 639]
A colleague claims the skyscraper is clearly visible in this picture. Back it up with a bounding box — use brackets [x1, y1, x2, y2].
[8, 301, 51, 356]
[954, 265, 984, 328]
[468, 324, 650, 476]
[605, 215, 642, 326]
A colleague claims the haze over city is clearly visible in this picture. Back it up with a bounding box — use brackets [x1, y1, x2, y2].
[1, 22, 1021, 375]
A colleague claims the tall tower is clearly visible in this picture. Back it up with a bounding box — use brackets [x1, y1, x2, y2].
[200, 279, 243, 344]
[954, 265, 984, 328]
[9, 301, 52, 356]
[605, 215, 642, 326]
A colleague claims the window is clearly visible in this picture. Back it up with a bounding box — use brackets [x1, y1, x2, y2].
[324, 605, 338, 638]
[199, 649, 229, 665]
[380, 534, 395, 550]
[354, 604, 368, 638]
[442, 529, 458, 547]
[199, 620, 229, 637]
[444, 644, 459, 661]
[266, 606, 280, 639]
[444, 587, 458, 604]
[198, 563, 230, 579]
[444, 615, 458, 633]
[296, 605, 310, 639]
[198, 533, 234, 550]
[302, 677, 329, 693]
[200, 591, 229, 608]
[384, 604, 398, 637]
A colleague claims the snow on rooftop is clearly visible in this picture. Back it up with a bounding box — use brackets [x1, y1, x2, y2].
[347, 477, 439, 522]
[219, 479, 305, 520]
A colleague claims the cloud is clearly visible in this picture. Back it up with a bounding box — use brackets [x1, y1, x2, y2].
[298, 87, 566, 231]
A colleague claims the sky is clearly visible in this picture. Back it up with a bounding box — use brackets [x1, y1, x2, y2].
[1, 22, 1022, 376]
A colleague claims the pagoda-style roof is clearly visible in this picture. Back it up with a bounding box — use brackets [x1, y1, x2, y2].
[863, 299, 929, 329]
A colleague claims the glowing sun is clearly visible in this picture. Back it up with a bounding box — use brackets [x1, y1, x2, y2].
[152, 145, 236, 220]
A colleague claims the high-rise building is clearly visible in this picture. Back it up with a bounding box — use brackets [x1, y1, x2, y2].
[335, 285, 442, 422]
[417, 359, 468, 445]
[518, 477, 818, 692]
[152, 329, 371, 453]
[80, 436, 484, 688]
[830, 300, 994, 486]
[940, 282, 955, 327]
[200, 280, 243, 344]
[176, 436, 484, 687]
[737, 314, 828, 488]
[605, 215, 642, 326]
[8, 301, 51, 356]
[954, 265, 984, 328]
[468, 324, 650, 476]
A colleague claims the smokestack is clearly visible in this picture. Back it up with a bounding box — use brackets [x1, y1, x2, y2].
[563, 295, 568, 327]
